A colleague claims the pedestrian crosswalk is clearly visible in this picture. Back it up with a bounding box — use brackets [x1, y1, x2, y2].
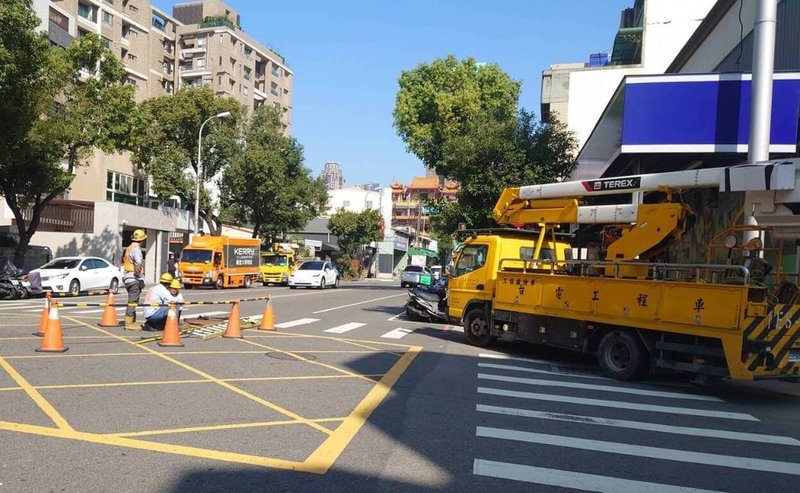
[2, 302, 451, 341]
[471, 352, 800, 492]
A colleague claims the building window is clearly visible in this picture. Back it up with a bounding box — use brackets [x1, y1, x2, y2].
[271, 64, 280, 78]
[128, 4, 139, 13]
[78, 3, 96, 23]
[102, 11, 113, 25]
[125, 77, 137, 86]
[366, 201, 373, 209]
[242, 67, 251, 81]
[101, 36, 112, 49]
[106, 172, 147, 206]
[242, 85, 248, 97]
[218, 75, 222, 85]
[270, 82, 278, 96]
[196, 58, 206, 68]
[126, 53, 137, 61]
[243, 47, 253, 60]
[343, 200, 351, 208]
[197, 35, 206, 47]
[103, 0, 113, 4]
[151, 13, 166, 32]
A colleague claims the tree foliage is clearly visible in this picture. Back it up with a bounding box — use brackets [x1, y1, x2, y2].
[133, 87, 242, 235]
[219, 106, 327, 241]
[394, 56, 577, 232]
[0, 1, 140, 264]
[327, 208, 382, 257]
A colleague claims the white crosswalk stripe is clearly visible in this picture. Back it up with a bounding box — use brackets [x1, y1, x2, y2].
[477, 426, 800, 475]
[477, 373, 722, 401]
[274, 318, 319, 328]
[477, 386, 757, 420]
[471, 353, 800, 491]
[476, 404, 800, 446]
[324, 322, 367, 334]
[381, 328, 413, 339]
[473, 459, 723, 493]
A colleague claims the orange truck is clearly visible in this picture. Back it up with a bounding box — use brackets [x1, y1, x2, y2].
[178, 236, 260, 289]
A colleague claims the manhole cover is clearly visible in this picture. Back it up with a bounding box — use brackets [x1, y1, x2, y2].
[265, 352, 317, 361]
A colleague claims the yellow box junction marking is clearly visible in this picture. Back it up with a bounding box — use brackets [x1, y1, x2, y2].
[0, 315, 422, 473]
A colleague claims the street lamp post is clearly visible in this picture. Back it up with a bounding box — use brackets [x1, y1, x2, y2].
[194, 111, 231, 236]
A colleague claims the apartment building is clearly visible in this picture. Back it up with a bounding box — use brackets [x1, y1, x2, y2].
[320, 162, 345, 191]
[390, 177, 458, 234]
[10, 0, 294, 281]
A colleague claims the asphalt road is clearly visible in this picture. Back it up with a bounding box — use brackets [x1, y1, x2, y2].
[0, 281, 799, 492]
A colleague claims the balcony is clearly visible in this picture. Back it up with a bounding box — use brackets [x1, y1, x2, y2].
[199, 16, 238, 31]
[15, 200, 95, 233]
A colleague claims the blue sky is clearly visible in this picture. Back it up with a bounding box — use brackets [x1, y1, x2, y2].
[153, 0, 631, 186]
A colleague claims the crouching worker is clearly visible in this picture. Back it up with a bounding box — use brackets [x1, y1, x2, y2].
[142, 274, 184, 331]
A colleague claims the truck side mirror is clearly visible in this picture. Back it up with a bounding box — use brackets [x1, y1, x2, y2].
[444, 265, 454, 278]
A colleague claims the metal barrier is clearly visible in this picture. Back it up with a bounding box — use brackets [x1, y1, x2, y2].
[54, 295, 272, 308]
[497, 258, 751, 286]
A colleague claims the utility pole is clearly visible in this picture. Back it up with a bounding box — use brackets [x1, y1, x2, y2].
[744, 0, 777, 247]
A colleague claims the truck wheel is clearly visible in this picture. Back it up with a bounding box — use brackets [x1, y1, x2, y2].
[597, 330, 649, 381]
[244, 276, 252, 288]
[464, 307, 493, 347]
[215, 276, 224, 290]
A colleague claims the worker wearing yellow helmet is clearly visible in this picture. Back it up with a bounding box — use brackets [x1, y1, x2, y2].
[122, 229, 147, 329]
[141, 272, 184, 332]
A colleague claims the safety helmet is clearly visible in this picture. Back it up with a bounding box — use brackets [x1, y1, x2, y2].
[169, 279, 182, 290]
[159, 273, 173, 284]
[132, 229, 147, 241]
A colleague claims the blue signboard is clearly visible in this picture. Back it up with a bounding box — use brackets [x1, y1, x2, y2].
[621, 74, 800, 153]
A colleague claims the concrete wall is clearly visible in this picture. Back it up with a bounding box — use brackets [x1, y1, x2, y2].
[326, 188, 381, 215]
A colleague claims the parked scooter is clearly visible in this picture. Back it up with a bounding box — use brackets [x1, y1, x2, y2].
[405, 277, 449, 323]
[0, 261, 40, 300]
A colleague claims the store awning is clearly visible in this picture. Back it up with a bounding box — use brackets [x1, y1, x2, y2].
[408, 248, 437, 258]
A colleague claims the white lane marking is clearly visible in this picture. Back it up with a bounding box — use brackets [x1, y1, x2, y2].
[275, 318, 320, 329]
[477, 387, 758, 421]
[479, 352, 594, 370]
[477, 405, 800, 446]
[476, 427, 800, 475]
[381, 328, 413, 339]
[478, 362, 607, 381]
[473, 459, 723, 493]
[312, 293, 406, 314]
[0, 304, 41, 311]
[477, 373, 722, 402]
[73, 309, 105, 314]
[387, 310, 405, 321]
[324, 322, 367, 334]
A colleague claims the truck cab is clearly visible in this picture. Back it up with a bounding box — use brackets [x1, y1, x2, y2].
[260, 250, 296, 286]
[448, 229, 572, 326]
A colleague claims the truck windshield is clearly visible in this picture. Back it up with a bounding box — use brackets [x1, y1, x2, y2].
[180, 250, 212, 263]
[262, 255, 288, 266]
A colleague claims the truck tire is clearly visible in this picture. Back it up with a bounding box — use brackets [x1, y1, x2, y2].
[464, 307, 493, 347]
[215, 276, 224, 290]
[244, 276, 252, 288]
[597, 330, 649, 381]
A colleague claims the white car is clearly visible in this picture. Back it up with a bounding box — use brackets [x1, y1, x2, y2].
[31, 257, 122, 296]
[288, 260, 340, 289]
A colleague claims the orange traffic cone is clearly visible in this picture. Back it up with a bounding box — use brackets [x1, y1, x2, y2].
[36, 302, 67, 353]
[158, 303, 184, 347]
[97, 291, 119, 327]
[33, 294, 50, 337]
[259, 298, 275, 331]
[223, 301, 242, 338]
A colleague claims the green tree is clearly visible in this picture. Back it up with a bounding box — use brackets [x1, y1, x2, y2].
[133, 87, 241, 235]
[0, 1, 140, 264]
[394, 56, 577, 232]
[393, 55, 520, 177]
[219, 106, 327, 241]
[327, 208, 382, 259]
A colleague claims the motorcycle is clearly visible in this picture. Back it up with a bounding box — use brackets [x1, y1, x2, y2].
[404, 277, 449, 323]
[0, 261, 41, 300]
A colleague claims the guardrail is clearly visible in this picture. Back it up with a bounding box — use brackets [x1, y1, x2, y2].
[54, 295, 272, 308]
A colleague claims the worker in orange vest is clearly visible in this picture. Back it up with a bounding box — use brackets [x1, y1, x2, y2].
[122, 229, 147, 329]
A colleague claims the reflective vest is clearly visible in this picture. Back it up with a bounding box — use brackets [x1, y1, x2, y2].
[122, 244, 143, 275]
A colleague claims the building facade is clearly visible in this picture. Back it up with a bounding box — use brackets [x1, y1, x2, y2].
[320, 161, 344, 191]
[540, 0, 716, 151]
[6, 0, 293, 281]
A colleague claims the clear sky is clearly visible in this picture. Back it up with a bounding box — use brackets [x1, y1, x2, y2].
[153, 0, 632, 187]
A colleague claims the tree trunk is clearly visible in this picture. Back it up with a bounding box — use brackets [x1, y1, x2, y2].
[5, 189, 64, 269]
[251, 222, 261, 239]
[200, 210, 222, 236]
